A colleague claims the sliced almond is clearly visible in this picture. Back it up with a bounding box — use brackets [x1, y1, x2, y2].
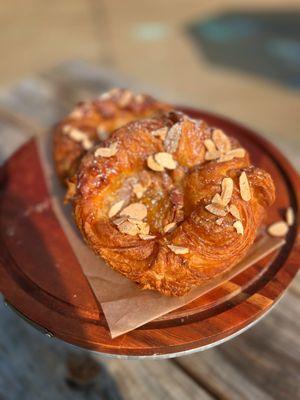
[233, 220, 244, 235]
[139, 234, 156, 240]
[205, 151, 221, 161]
[229, 204, 241, 220]
[164, 123, 182, 153]
[132, 183, 146, 199]
[217, 154, 234, 163]
[139, 223, 150, 235]
[69, 108, 84, 119]
[120, 202, 147, 220]
[95, 142, 118, 158]
[151, 127, 168, 140]
[212, 129, 231, 153]
[221, 177, 234, 206]
[127, 218, 144, 227]
[212, 193, 223, 205]
[205, 204, 227, 217]
[147, 155, 164, 171]
[286, 207, 295, 227]
[204, 139, 217, 153]
[226, 148, 246, 159]
[94, 147, 116, 158]
[239, 171, 251, 201]
[218, 148, 245, 162]
[154, 152, 177, 170]
[118, 90, 133, 107]
[65, 128, 93, 149]
[112, 216, 128, 226]
[67, 128, 87, 141]
[117, 220, 139, 236]
[167, 244, 189, 255]
[99, 88, 119, 100]
[108, 200, 125, 218]
[163, 222, 177, 233]
[128, 219, 150, 235]
[135, 94, 145, 104]
[216, 218, 224, 226]
[268, 221, 289, 237]
[82, 138, 93, 150]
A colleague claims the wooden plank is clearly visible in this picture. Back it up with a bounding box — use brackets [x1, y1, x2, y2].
[1, 108, 298, 357]
[0, 300, 213, 400]
[0, 300, 120, 400]
[0, 0, 104, 87]
[102, 357, 214, 400]
[0, 60, 299, 399]
[175, 291, 300, 400]
[0, 61, 214, 399]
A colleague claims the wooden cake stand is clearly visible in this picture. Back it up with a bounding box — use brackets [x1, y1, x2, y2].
[0, 108, 299, 358]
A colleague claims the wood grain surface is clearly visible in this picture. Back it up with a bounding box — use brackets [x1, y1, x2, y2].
[0, 60, 299, 399]
[0, 70, 299, 358]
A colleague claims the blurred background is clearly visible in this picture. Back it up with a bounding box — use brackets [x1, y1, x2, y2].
[1, 0, 300, 164]
[0, 1, 299, 399]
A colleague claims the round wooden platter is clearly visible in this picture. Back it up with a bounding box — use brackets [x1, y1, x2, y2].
[0, 107, 299, 358]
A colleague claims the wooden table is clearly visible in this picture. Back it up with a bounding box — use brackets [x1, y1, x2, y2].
[0, 61, 299, 400]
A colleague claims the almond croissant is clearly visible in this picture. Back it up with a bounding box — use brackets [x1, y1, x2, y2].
[53, 88, 170, 184]
[67, 111, 275, 296]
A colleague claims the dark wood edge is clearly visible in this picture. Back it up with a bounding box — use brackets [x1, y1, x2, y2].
[0, 109, 299, 356]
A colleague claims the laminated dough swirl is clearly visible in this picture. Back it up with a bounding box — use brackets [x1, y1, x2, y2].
[66, 110, 275, 296]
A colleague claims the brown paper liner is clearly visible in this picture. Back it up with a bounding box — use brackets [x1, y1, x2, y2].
[37, 133, 285, 338]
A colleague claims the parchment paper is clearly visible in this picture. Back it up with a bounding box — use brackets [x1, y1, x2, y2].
[37, 133, 285, 338]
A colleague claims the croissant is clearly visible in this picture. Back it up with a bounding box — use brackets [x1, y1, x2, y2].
[53, 88, 170, 183]
[67, 111, 275, 296]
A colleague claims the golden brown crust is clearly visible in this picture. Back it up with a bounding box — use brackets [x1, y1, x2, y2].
[68, 111, 275, 297]
[52, 88, 171, 184]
